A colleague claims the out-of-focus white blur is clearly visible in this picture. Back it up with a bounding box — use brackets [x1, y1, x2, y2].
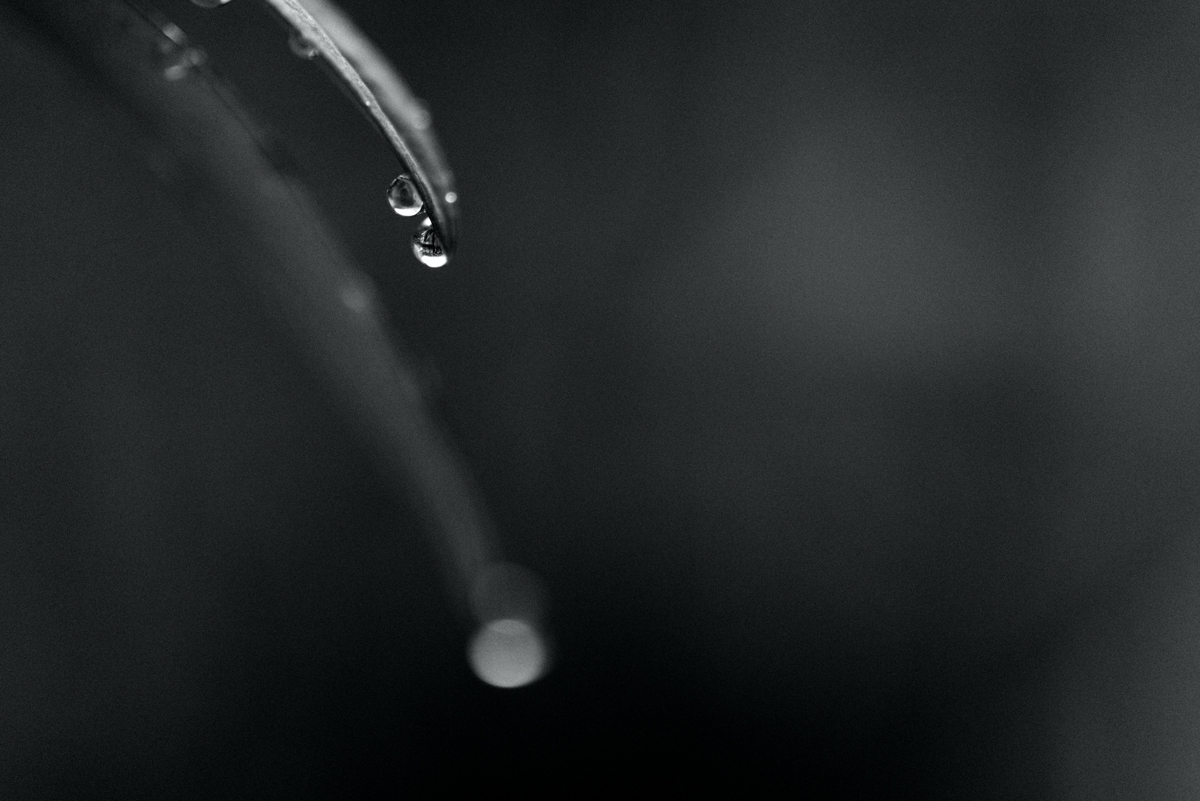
[468, 618, 548, 689]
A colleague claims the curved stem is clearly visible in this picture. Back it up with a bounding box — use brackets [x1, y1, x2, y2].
[260, 0, 459, 260]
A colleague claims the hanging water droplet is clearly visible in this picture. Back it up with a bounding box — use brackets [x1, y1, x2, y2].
[387, 175, 422, 217]
[288, 30, 320, 60]
[411, 218, 449, 268]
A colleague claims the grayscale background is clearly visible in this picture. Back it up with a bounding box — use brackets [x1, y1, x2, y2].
[2, 0, 1199, 796]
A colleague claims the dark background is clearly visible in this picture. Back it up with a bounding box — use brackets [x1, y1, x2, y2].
[3, 0, 1200, 796]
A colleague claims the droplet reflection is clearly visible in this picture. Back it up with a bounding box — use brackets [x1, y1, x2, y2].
[411, 217, 448, 268]
[468, 618, 547, 689]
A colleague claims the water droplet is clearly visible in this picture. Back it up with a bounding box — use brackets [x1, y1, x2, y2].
[159, 22, 187, 47]
[411, 218, 449, 268]
[288, 30, 319, 60]
[161, 47, 205, 81]
[387, 175, 422, 217]
[444, 191, 458, 204]
[189, 0, 232, 7]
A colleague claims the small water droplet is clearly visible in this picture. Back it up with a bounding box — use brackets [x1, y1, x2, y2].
[287, 30, 319, 60]
[444, 191, 458, 204]
[160, 22, 187, 47]
[411, 218, 449, 268]
[387, 175, 422, 217]
[190, 0, 232, 7]
[161, 47, 205, 81]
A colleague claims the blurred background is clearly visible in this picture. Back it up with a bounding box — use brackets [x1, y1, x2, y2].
[4, 0, 1200, 796]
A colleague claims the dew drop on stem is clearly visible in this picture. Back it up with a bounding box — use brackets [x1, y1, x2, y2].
[387, 174, 423, 216]
[411, 217, 448, 268]
[288, 30, 320, 60]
